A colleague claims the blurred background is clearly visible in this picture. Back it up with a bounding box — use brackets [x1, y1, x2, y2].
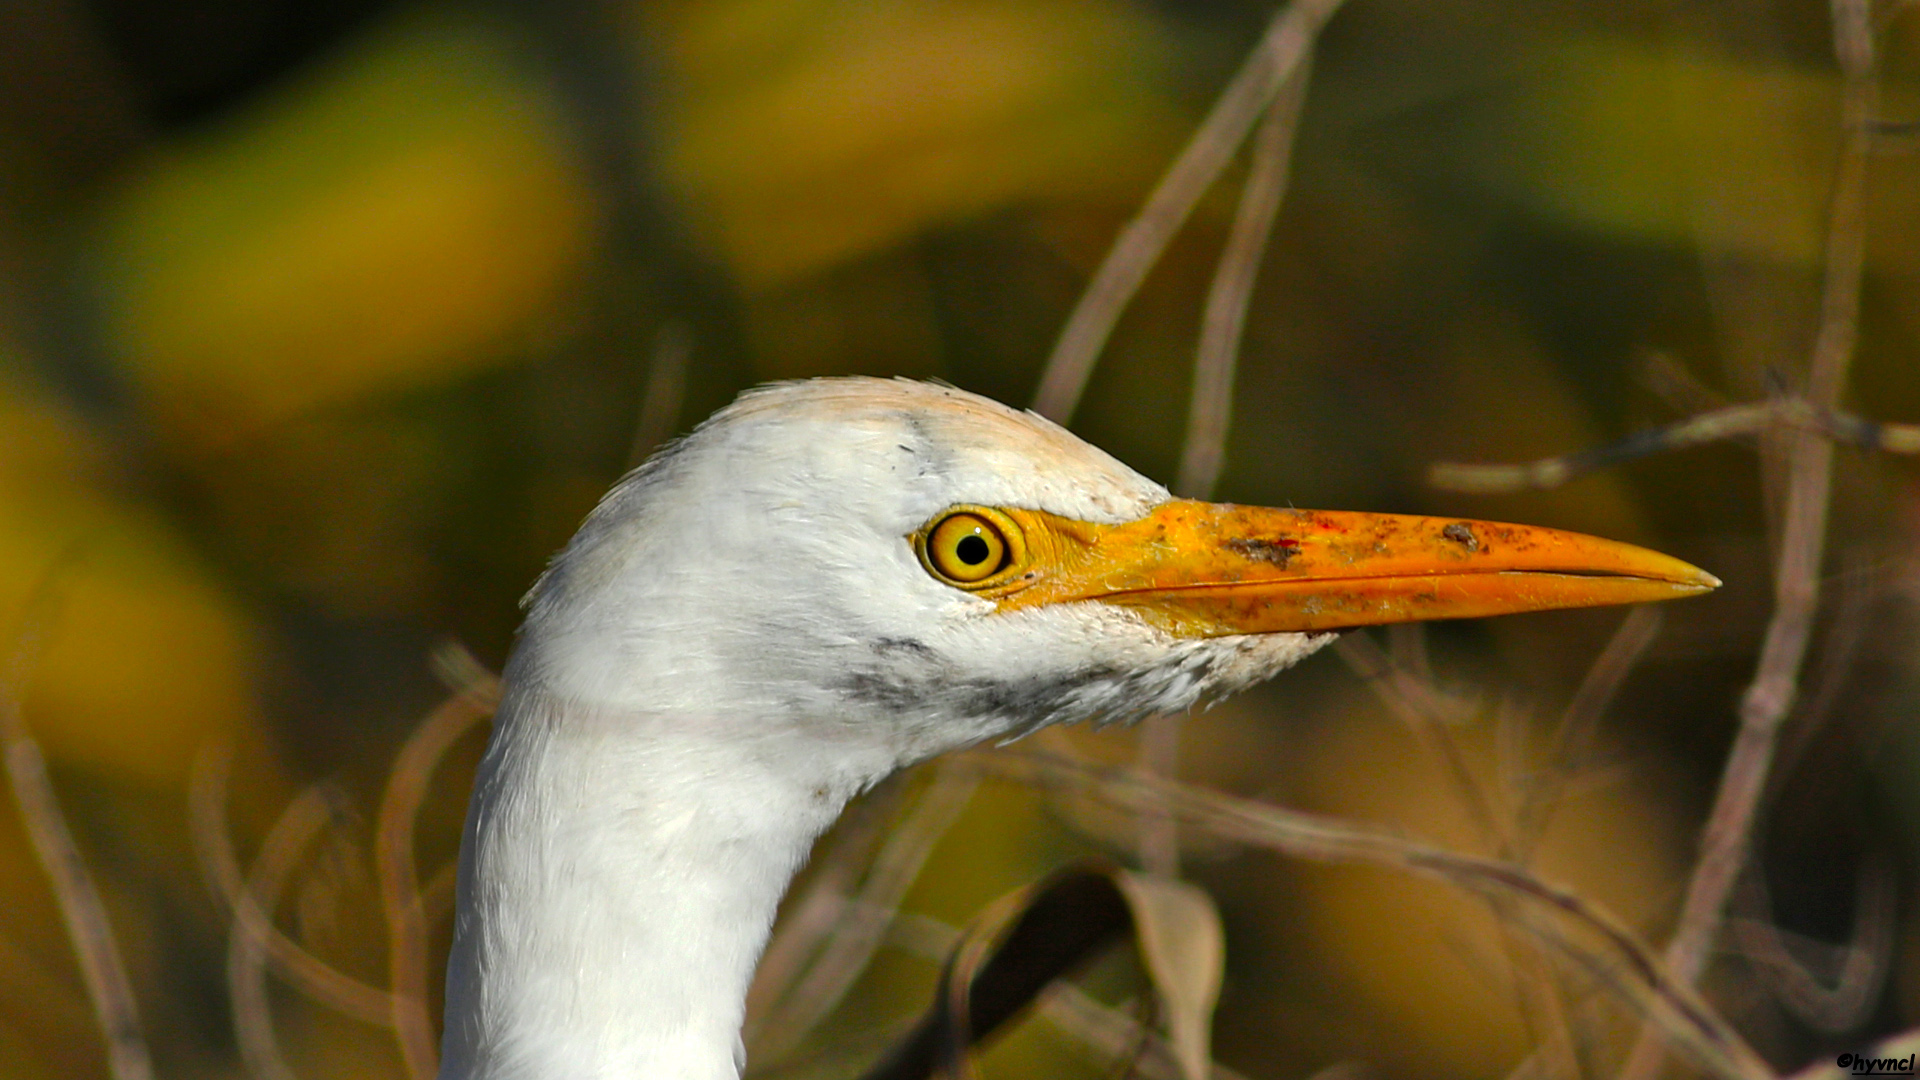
[0, 0, 1917, 1077]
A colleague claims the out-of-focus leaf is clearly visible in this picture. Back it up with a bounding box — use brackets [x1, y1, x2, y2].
[1113, 872, 1224, 1080]
[653, 0, 1185, 289]
[862, 860, 1226, 1080]
[862, 862, 1127, 1080]
[90, 8, 595, 449]
[1433, 36, 1859, 262]
[0, 363, 257, 785]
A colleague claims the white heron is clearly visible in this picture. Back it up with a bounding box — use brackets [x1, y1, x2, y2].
[438, 377, 1715, 1080]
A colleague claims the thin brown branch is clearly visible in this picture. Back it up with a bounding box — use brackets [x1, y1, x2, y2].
[1134, 715, 1184, 877]
[1512, 607, 1664, 865]
[1332, 633, 1503, 848]
[427, 640, 498, 701]
[230, 786, 336, 1080]
[1030, 0, 1346, 423]
[1388, 619, 1641, 1079]
[1331, 628, 1471, 727]
[749, 766, 979, 1062]
[1428, 399, 1920, 494]
[1335, 630, 1582, 1068]
[0, 563, 153, 1080]
[1771, 552, 1880, 794]
[971, 747, 1774, 1080]
[1664, 0, 1876, 992]
[1498, 913, 1584, 1080]
[629, 320, 692, 469]
[1137, 59, 1316, 881]
[1622, 2, 1878, 1075]
[745, 774, 916, 1037]
[189, 746, 395, 1026]
[1732, 855, 1895, 1035]
[1329, 630, 1581, 1071]
[1430, 394, 1767, 495]
[1636, 350, 1730, 416]
[1386, 624, 1436, 694]
[1483, 695, 1589, 1080]
[419, 861, 459, 929]
[1174, 60, 1312, 499]
[1806, 0, 1876, 407]
[375, 677, 499, 1080]
[1039, 983, 1254, 1080]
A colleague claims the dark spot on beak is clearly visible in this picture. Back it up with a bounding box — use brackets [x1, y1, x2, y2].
[1442, 522, 1479, 552]
[1226, 537, 1299, 566]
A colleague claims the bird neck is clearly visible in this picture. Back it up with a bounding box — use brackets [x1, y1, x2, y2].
[439, 683, 893, 1080]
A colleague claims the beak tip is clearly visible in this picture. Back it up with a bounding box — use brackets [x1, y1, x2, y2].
[1675, 564, 1721, 591]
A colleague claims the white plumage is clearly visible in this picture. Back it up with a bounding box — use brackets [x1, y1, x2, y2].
[437, 377, 1713, 1079]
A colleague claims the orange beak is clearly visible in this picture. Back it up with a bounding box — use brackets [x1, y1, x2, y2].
[981, 502, 1718, 637]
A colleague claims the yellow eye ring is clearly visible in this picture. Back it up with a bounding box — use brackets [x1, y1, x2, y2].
[916, 507, 1025, 588]
[926, 513, 1007, 582]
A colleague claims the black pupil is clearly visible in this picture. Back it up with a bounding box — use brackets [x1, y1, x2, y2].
[955, 534, 991, 566]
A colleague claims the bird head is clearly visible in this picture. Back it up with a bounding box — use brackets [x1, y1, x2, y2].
[513, 378, 1716, 772]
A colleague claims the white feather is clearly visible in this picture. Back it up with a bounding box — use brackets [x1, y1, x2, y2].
[439, 378, 1329, 1079]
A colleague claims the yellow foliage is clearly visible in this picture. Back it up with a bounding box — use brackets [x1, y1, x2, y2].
[90, 9, 595, 449]
[0, 369, 257, 785]
[1492, 37, 1843, 261]
[653, 0, 1185, 289]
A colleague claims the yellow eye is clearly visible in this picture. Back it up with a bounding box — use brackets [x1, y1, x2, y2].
[923, 511, 1010, 584]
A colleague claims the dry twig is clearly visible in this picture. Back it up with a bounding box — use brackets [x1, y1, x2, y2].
[1037, 982, 1253, 1080]
[1136, 53, 1318, 880]
[629, 320, 693, 468]
[1332, 633, 1503, 848]
[1636, 351, 1730, 417]
[375, 674, 500, 1080]
[1030, 0, 1346, 424]
[229, 786, 338, 1080]
[1174, 59, 1312, 500]
[746, 774, 916, 1037]
[1731, 855, 1895, 1035]
[1428, 399, 1920, 494]
[972, 747, 1775, 1080]
[875, 900, 1254, 1080]
[1619, 3, 1879, 1074]
[748, 765, 980, 1062]
[1494, 609, 1664, 1080]
[1343, 621, 1660, 1080]
[0, 564, 154, 1080]
[1511, 607, 1664, 865]
[1134, 714, 1186, 878]
[1771, 552, 1882, 796]
[189, 746, 395, 1027]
